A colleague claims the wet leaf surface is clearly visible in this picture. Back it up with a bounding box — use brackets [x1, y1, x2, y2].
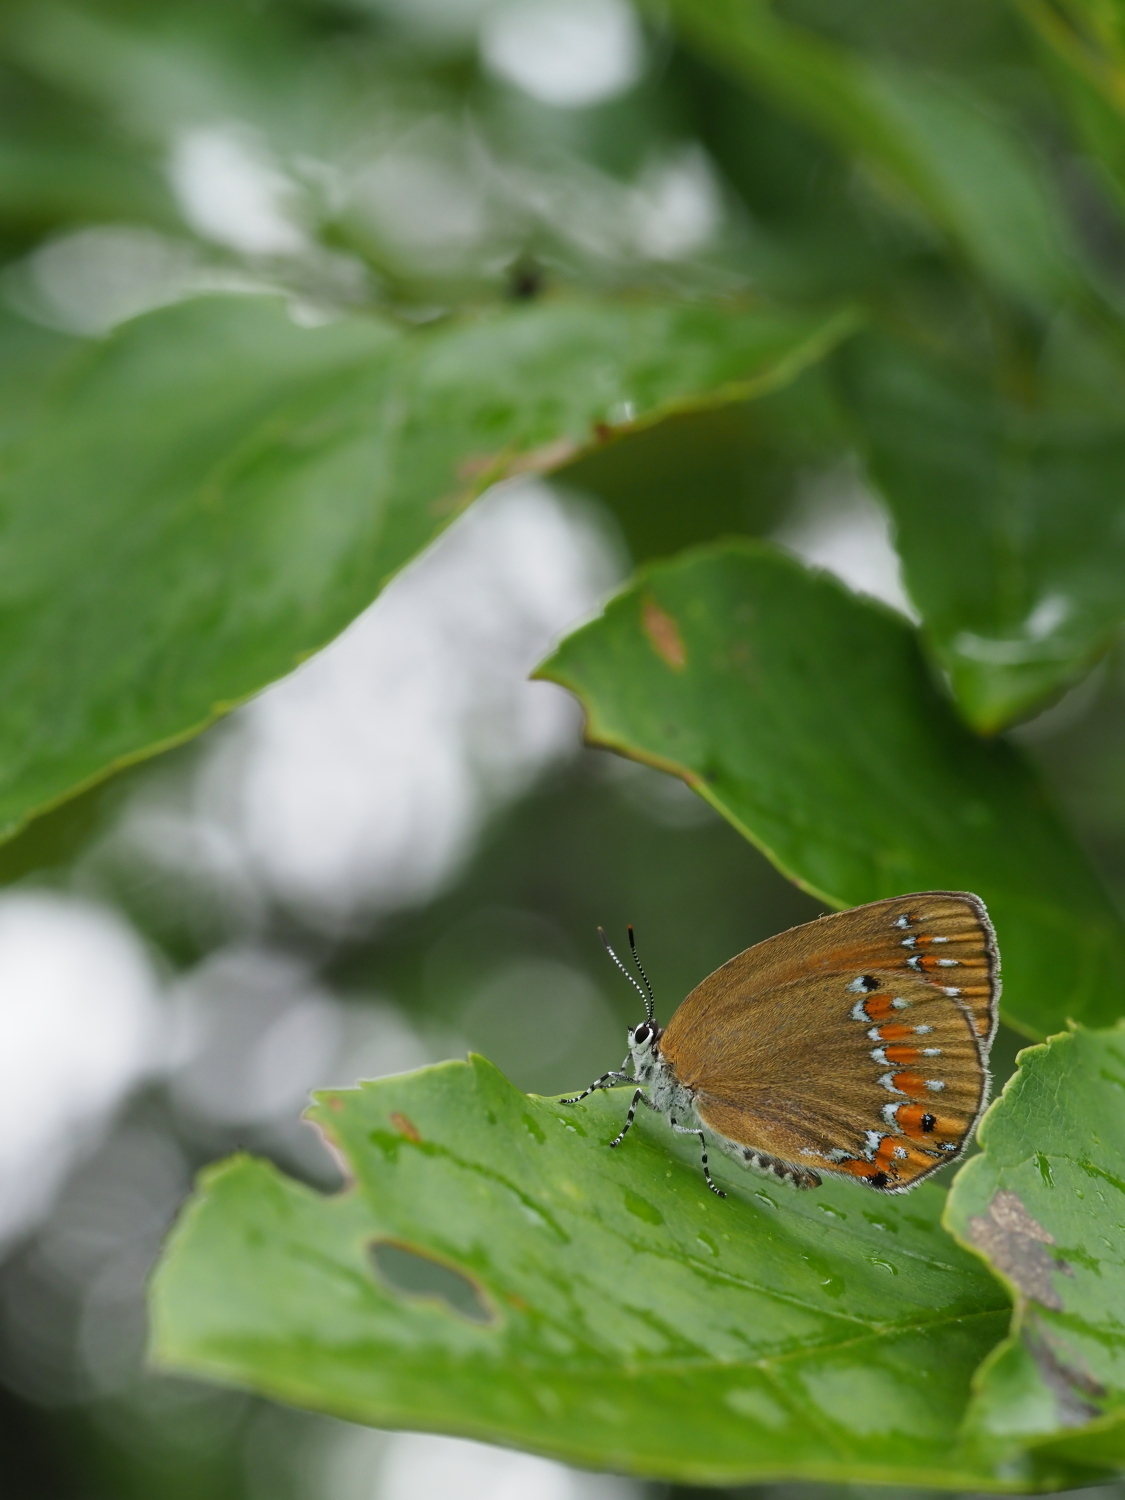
[151, 1056, 1018, 1487]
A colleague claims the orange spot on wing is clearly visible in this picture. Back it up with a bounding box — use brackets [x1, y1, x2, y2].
[863, 994, 898, 1021]
[836, 1134, 936, 1187]
[876, 1023, 913, 1041]
[891, 1072, 930, 1098]
[836, 1157, 883, 1181]
[883, 1044, 919, 1064]
[642, 597, 687, 670]
[896, 1104, 959, 1143]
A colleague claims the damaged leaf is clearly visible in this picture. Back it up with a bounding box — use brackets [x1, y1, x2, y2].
[945, 1026, 1125, 1473]
[150, 1056, 1021, 1488]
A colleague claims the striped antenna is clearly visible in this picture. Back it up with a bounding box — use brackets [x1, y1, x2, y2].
[598, 926, 654, 1021]
[627, 926, 656, 1016]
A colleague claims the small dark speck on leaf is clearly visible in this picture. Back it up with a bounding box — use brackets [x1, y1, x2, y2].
[507, 259, 544, 300]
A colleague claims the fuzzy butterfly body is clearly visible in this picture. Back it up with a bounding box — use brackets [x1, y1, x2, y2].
[563, 892, 999, 1195]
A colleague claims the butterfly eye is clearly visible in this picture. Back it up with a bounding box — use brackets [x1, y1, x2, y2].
[633, 1023, 652, 1045]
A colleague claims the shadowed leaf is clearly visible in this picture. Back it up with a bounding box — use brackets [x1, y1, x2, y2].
[537, 542, 1125, 1039]
[841, 329, 1125, 730]
[663, 0, 1082, 304]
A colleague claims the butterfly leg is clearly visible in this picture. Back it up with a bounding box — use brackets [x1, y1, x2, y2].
[560, 1060, 634, 1106]
[671, 1118, 726, 1198]
[609, 1087, 651, 1147]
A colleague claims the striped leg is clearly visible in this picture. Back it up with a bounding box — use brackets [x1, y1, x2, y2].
[610, 1088, 649, 1147]
[672, 1119, 726, 1198]
[560, 1063, 633, 1106]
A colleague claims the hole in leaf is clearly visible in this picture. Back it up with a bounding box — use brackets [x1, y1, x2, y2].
[369, 1240, 495, 1325]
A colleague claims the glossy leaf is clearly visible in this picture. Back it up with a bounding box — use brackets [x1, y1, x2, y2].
[0, 292, 853, 843]
[664, 0, 1082, 304]
[944, 1025, 1125, 1476]
[841, 329, 1125, 730]
[538, 542, 1125, 1039]
[151, 1054, 1020, 1487]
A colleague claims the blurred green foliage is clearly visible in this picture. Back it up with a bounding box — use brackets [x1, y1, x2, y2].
[3, 0, 1125, 1494]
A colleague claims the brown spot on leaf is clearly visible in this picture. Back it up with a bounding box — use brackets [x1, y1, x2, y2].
[456, 454, 502, 482]
[325, 1095, 344, 1113]
[390, 1111, 422, 1143]
[509, 437, 578, 475]
[968, 1189, 1068, 1309]
[970, 1191, 1102, 1426]
[1024, 1317, 1105, 1427]
[642, 597, 687, 671]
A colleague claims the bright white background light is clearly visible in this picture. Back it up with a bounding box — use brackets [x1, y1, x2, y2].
[773, 468, 918, 620]
[169, 124, 308, 255]
[480, 0, 644, 108]
[109, 482, 620, 934]
[0, 892, 162, 1246]
[317, 1427, 642, 1500]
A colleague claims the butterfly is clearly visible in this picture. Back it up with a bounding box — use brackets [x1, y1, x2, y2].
[562, 892, 999, 1195]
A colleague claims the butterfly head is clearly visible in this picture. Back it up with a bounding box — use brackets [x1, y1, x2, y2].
[628, 1017, 661, 1078]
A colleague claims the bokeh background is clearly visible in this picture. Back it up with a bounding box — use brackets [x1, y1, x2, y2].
[3, 0, 1125, 1497]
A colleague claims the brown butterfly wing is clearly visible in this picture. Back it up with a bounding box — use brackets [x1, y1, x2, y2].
[660, 893, 998, 1191]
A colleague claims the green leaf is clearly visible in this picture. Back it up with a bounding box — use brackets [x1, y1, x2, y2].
[1014, 0, 1125, 217]
[664, 0, 1082, 304]
[0, 291, 853, 843]
[537, 541, 1125, 1039]
[841, 328, 1125, 730]
[151, 1055, 1019, 1488]
[944, 1025, 1125, 1476]
[557, 367, 846, 566]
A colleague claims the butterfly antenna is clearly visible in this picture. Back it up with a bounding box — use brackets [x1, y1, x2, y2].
[598, 926, 654, 1021]
[627, 926, 656, 1019]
